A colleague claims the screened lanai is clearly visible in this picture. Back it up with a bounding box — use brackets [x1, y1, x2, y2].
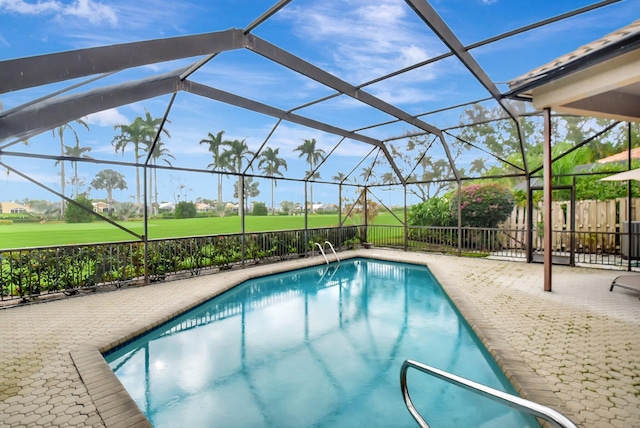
[1, 0, 639, 298]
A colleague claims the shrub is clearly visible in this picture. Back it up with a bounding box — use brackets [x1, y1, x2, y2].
[408, 196, 453, 227]
[65, 196, 94, 223]
[0, 220, 13, 225]
[174, 201, 197, 219]
[252, 202, 268, 216]
[450, 183, 514, 228]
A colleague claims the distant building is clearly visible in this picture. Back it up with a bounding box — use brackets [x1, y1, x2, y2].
[159, 202, 175, 212]
[0, 202, 30, 214]
[195, 202, 210, 212]
[92, 201, 110, 213]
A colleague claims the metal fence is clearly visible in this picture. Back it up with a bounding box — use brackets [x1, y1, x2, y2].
[2, 223, 638, 304]
[0, 226, 359, 303]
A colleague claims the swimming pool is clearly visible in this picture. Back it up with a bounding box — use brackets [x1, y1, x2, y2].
[105, 258, 539, 427]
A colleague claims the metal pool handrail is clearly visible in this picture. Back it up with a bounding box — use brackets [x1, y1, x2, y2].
[324, 241, 340, 263]
[400, 359, 578, 428]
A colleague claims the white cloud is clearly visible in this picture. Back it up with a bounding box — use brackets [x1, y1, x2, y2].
[86, 108, 128, 127]
[0, 0, 61, 15]
[279, 0, 441, 104]
[0, 0, 118, 26]
[63, 0, 117, 26]
[480, 0, 498, 4]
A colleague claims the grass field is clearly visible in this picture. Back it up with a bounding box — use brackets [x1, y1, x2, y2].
[0, 213, 403, 250]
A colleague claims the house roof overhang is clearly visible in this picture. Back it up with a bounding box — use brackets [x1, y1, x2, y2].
[505, 19, 640, 122]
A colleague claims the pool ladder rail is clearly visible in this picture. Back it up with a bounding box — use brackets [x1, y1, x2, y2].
[400, 359, 578, 428]
[314, 241, 340, 265]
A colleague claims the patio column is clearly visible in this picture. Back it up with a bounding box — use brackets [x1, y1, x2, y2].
[543, 108, 552, 292]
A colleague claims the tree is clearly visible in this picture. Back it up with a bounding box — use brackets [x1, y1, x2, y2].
[220, 139, 254, 217]
[53, 119, 90, 216]
[145, 140, 174, 215]
[200, 130, 230, 207]
[390, 133, 463, 201]
[233, 176, 260, 213]
[90, 169, 128, 213]
[175, 201, 197, 219]
[281, 200, 295, 215]
[112, 116, 153, 205]
[63, 140, 92, 197]
[294, 138, 325, 213]
[252, 201, 268, 216]
[258, 147, 288, 215]
[449, 183, 515, 228]
[469, 158, 487, 176]
[140, 110, 171, 215]
[64, 195, 94, 223]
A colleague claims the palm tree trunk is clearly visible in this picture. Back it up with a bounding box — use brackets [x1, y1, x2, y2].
[271, 179, 275, 215]
[134, 145, 140, 205]
[74, 163, 79, 197]
[154, 164, 159, 216]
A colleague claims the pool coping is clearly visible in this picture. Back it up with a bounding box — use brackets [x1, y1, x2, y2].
[71, 250, 571, 428]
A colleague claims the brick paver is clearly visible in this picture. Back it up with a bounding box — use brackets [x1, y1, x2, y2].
[0, 250, 638, 427]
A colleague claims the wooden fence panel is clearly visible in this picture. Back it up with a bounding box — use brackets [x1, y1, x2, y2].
[501, 198, 640, 252]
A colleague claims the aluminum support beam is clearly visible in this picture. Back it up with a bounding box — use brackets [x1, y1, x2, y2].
[244, 34, 447, 184]
[0, 73, 181, 143]
[182, 80, 384, 149]
[543, 108, 552, 292]
[405, 0, 529, 174]
[0, 29, 244, 94]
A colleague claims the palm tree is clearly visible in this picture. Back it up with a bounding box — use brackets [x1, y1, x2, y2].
[219, 139, 254, 217]
[140, 110, 171, 212]
[200, 130, 229, 207]
[90, 169, 128, 214]
[360, 165, 376, 184]
[146, 140, 175, 215]
[294, 138, 325, 214]
[469, 158, 487, 176]
[112, 116, 154, 205]
[258, 147, 288, 215]
[63, 141, 92, 197]
[52, 119, 89, 216]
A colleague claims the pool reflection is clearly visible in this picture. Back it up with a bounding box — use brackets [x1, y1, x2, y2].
[106, 259, 538, 428]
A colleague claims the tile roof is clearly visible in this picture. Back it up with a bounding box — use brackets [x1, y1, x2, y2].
[508, 19, 640, 90]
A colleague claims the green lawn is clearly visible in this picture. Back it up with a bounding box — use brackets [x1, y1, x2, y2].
[0, 213, 403, 249]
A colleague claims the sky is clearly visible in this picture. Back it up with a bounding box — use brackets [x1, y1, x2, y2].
[0, 0, 637, 210]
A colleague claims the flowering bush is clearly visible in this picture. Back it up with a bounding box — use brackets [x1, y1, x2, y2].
[449, 183, 514, 228]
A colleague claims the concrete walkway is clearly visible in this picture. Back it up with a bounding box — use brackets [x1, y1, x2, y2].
[0, 250, 638, 427]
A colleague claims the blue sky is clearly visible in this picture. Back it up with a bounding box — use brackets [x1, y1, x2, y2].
[0, 0, 637, 209]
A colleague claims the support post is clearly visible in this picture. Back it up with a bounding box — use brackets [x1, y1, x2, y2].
[363, 186, 368, 243]
[628, 122, 633, 272]
[404, 184, 408, 251]
[338, 182, 343, 249]
[241, 175, 246, 267]
[457, 181, 462, 256]
[526, 175, 533, 263]
[143, 165, 149, 285]
[543, 108, 552, 292]
[304, 181, 309, 255]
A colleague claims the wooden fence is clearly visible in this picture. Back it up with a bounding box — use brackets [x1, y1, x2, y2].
[500, 198, 640, 253]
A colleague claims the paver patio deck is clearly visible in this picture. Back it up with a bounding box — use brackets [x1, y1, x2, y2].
[1, 250, 639, 427]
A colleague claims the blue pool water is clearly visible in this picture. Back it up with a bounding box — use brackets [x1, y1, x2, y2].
[105, 259, 539, 427]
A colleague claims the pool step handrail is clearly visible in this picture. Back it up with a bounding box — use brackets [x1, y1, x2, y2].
[324, 241, 340, 263]
[400, 359, 578, 428]
[313, 241, 340, 265]
[314, 242, 329, 264]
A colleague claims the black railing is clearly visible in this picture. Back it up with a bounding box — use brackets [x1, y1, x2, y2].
[0, 226, 360, 303]
[2, 223, 638, 303]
